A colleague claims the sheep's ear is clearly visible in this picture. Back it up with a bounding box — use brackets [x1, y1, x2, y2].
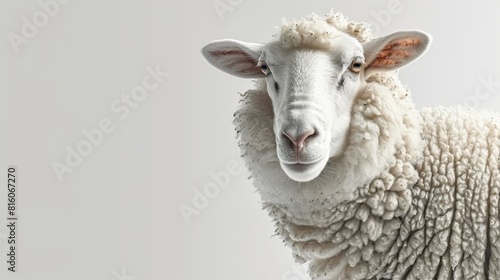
[363, 30, 431, 77]
[202, 39, 265, 79]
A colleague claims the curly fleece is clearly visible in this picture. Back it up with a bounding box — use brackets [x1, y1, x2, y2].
[233, 12, 500, 280]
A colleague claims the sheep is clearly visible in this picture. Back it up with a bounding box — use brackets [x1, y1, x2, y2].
[201, 11, 500, 280]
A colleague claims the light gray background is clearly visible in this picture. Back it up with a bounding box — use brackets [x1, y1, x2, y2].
[1, 1, 500, 280]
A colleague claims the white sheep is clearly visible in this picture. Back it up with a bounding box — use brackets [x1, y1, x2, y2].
[201, 11, 500, 280]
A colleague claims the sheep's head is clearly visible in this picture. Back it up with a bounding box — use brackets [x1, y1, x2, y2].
[202, 14, 430, 183]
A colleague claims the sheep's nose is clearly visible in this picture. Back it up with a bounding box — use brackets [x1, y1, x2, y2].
[282, 129, 316, 154]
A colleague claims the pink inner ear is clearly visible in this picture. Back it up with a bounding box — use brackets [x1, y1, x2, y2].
[372, 38, 421, 67]
[210, 49, 260, 75]
[210, 49, 247, 57]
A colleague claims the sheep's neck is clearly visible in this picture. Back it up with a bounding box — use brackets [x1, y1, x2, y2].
[264, 153, 420, 279]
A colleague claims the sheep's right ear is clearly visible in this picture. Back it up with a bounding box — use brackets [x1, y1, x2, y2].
[202, 39, 265, 79]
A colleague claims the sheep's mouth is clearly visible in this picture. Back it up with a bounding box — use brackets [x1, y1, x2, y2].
[280, 157, 323, 165]
[280, 155, 328, 182]
[283, 162, 319, 173]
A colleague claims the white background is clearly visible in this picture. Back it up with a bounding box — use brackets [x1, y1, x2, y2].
[1, 1, 500, 280]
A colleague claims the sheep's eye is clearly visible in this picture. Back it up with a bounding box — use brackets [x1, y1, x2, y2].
[349, 59, 364, 74]
[261, 63, 271, 76]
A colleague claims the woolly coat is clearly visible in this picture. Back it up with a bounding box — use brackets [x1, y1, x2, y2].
[233, 13, 500, 280]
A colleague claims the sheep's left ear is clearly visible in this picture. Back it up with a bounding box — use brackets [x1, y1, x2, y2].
[363, 30, 431, 77]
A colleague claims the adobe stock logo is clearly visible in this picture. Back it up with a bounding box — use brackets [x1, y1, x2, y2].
[281, 263, 309, 280]
[111, 267, 134, 280]
[51, 65, 169, 182]
[213, 0, 243, 21]
[179, 160, 244, 224]
[463, 75, 500, 109]
[366, 0, 404, 35]
[7, 0, 72, 53]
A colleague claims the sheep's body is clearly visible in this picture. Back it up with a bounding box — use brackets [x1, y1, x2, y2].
[407, 106, 500, 280]
[234, 73, 500, 279]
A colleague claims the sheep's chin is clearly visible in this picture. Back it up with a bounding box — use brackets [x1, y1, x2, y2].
[280, 155, 329, 183]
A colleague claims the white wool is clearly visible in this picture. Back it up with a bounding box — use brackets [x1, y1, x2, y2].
[234, 72, 424, 279]
[279, 11, 374, 50]
[232, 11, 500, 280]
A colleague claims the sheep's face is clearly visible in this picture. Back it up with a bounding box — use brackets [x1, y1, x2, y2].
[202, 28, 430, 182]
[259, 36, 364, 182]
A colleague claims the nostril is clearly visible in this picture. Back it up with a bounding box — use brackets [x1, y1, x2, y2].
[282, 131, 296, 149]
[282, 129, 316, 153]
[296, 129, 316, 151]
